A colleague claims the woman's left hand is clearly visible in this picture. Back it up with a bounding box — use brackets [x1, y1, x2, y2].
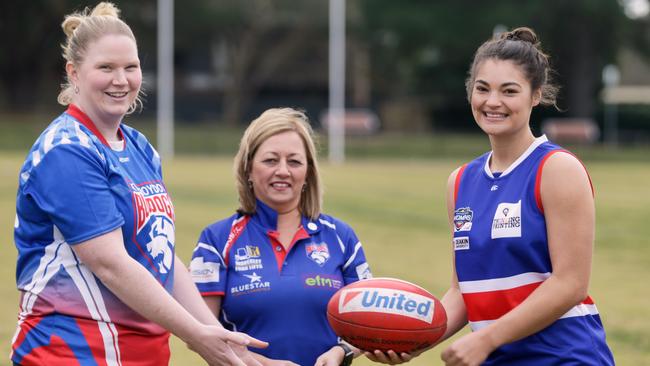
[440, 330, 494, 366]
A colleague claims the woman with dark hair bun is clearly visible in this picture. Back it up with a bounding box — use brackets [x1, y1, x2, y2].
[368, 27, 615, 366]
[438, 26, 615, 366]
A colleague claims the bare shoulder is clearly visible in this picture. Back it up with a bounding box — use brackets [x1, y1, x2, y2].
[540, 151, 593, 207]
[446, 165, 465, 200]
[447, 166, 462, 189]
[446, 166, 465, 219]
[542, 151, 590, 185]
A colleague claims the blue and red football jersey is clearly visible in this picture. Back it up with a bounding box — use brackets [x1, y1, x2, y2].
[12, 105, 175, 366]
[453, 135, 614, 365]
[190, 199, 372, 366]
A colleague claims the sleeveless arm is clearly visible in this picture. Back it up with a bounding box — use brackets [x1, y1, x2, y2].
[440, 167, 469, 341]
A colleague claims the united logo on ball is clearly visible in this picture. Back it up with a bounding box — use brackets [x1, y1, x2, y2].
[327, 278, 447, 353]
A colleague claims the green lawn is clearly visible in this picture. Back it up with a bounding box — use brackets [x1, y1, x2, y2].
[1, 152, 648, 365]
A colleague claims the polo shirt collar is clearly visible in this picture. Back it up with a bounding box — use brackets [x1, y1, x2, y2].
[253, 199, 322, 234]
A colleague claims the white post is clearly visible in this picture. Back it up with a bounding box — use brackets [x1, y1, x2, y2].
[602, 64, 620, 148]
[329, 0, 345, 164]
[157, 0, 174, 158]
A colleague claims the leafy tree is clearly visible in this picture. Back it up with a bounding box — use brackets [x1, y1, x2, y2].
[175, 0, 330, 126]
[0, 0, 155, 112]
[358, 0, 648, 129]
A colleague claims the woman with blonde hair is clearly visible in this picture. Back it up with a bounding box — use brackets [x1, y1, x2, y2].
[11, 3, 264, 365]
[190, 108, 373, 366]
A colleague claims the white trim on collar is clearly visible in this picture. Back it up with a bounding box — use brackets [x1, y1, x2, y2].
[483, 135, 548, 178]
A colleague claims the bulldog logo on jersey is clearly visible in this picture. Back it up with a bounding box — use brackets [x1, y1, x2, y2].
[132, 182, 176, 275]
[148, 216, 175, 273]
[454, 207, 473, 232]
[491, 200, 522, 239]
[305, 242, 330, 266]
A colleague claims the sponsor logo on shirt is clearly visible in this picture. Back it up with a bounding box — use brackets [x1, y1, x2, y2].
[234, 245, 263, 271]
[453, 236, 470, 250]
[491, 200, 522, 239]
[305, 242, 330, 266]
[356, 262, 372, 280]
[303, 274, 343, 289]
[454, 207, 473, 232]
[231, 272, 270, 296]
[190, 257, 220, 283]
[338, 287, 435, 323]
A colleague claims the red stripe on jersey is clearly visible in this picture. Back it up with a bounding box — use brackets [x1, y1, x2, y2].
[454, 164, 468, 205]
[19, 335, 80, 366]
[535, 150, 595, 214]
[11, 316, 44, 357]
[67, 104, 125, 148]
[223, 216, 251, 266]
[74, 318, 111, 366]
[200, 291, 226, 296]
[462, 281, 542, 322]
[115, 325, 170, 366]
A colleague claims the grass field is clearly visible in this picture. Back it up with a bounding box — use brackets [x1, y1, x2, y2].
[1, 151, 649, 365]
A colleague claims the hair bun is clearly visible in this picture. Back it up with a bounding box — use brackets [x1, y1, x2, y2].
[91, 2, 121, 18]
[503, 27, 538, 45]
[62, 16, 82, 37]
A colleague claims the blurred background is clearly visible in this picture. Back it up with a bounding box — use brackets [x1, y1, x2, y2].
[1, 0, 650, 153]
[1, 1, 650, 365]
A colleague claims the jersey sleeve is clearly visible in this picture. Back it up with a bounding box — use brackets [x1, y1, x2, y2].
[22, 144, 124, 244]
[337, 219, 372, 284]
[190, 225, 228, 296]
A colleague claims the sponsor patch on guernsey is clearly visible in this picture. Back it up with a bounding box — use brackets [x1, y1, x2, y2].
[453, 236, 470, 250]
[190, 257, 220, 283]
[338, 287, 434, 323]
[491, 200, 522, 239]
[453, 207, 473, 232]
[356, 262, 372, 280]
[234, 245, 263, 271]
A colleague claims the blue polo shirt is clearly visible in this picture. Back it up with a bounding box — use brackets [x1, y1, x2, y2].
[190, 200, 372, 365]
